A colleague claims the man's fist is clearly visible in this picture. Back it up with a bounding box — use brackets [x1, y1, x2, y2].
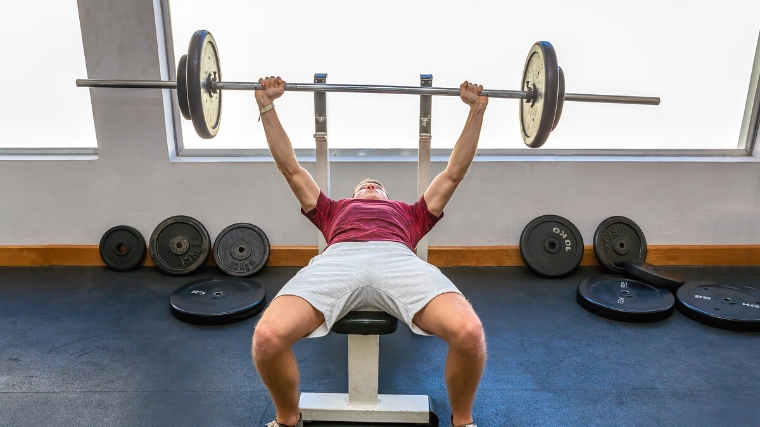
[256, 76, 285, 108]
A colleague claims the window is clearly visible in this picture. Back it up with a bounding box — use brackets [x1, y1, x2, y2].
[166, 0, 760, 153]
[1, 2, 96, 152]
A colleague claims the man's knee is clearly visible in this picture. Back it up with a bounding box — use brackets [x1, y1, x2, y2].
[251, 296, 325, 361]
[252, 319, 291, 361]
[451, 317, 486, 356]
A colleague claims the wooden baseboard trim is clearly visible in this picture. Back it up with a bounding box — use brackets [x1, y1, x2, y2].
[0, 245, 758, 267]
[428, 245, 760, 266]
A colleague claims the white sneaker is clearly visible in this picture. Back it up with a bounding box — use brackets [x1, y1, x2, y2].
[450, 414, 477, 427]
[266, 412, 302, 427]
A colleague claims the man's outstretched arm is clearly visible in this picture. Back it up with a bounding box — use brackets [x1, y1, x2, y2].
[424, 81, 488, 217]
[256, 76, 321, 213]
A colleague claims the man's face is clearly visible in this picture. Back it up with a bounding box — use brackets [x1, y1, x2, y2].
[353, 182, 389, 200]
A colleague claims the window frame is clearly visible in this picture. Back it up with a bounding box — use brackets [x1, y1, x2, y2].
[160, 0, 760, 162]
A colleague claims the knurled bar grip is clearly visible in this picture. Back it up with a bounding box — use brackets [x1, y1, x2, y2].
[75, 79, 660, 105]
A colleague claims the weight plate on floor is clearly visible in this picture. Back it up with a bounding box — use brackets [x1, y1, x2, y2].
[520, 215, 584, 277]
[676, 281, 760, 332]
[577, 276, 675, 322]
[520, 41, 558, 149]
[99, 225, 146, 271]
[187, 30, 222, 139]
[624, 260, 684, 290]
[552, 66, 565, 130]
[213, 223, 270, 277]
[170, 277, 266, 325]
[149, 215, 210, 275]
[593, 216, 647, 273]
[176, 54, 191, 120]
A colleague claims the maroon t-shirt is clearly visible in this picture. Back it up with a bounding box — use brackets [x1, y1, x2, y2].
[302, 192, 443, 250]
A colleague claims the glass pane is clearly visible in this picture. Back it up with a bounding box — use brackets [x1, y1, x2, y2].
[168, 0, 759, 151]
[2, 2, 96, 149]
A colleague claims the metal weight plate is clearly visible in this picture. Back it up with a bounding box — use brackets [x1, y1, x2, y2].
[552, 66, 565, 130]
[520, 215, 584, 277]
[176, 54, 191, 120]
[99, 225, 146, 271]
[170, 277, 266, 325]
[149, 215, 210, 275]
[213, 223, 270, 277]
[593, 216, 647, 273]
[187, 30, 222, 139]
[520, 41, 559, 148]
[577, 276, 675, 323]
[624, 260, 684, 291]
[676, 281, 760, 332]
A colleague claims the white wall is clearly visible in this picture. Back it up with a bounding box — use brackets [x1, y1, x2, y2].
[1, 0, 759, 247]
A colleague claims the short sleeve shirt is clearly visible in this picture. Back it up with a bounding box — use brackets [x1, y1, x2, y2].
[302, 192, 443, 250]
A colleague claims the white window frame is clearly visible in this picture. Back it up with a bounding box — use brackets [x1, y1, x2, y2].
[158, 0, 760, 164]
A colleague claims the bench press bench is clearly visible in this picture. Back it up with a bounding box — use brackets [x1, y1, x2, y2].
[299, 311, 438, 425]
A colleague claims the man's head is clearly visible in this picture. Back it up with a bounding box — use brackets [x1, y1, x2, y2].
[352, 178, 389, 200]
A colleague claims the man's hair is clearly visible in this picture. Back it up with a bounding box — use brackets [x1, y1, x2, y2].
[352, 178, 387, 197]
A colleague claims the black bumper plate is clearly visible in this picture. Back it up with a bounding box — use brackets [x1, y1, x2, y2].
[170, 277, 266, 325]
[676, 281, 760, 332]
[577, 276, 674, 323]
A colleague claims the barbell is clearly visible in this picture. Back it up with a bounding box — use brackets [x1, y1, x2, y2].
[77, 30, 660, 148]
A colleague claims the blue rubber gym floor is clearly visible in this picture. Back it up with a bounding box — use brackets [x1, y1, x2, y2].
[1, 265, 758, 426]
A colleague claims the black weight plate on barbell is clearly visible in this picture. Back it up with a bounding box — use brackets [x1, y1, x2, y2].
[577, 276, 675, 323]
[149, 215, 210, 275]
[170, 277, 266, 325]
[187, 30, 222, 139]
[176, 54, 191, 120]
[99, 225, 146, 271]
[593, 216, 647, 273]
[676, 281, 760, 332]
[624, 260, 684, 291]
[214, 223, 270, 277]
[520, 41, 558, 149]
[520, 215, 584, 277]
[552, 66, 565, 130]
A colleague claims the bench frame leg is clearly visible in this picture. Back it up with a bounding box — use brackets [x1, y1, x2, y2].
[299, 334, 430, 423]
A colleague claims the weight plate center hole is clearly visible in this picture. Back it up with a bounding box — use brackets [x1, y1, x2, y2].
[229, 240, 252, 261]
[214, 291, 223, 296]
[613, 237, 630, 255]
[116, 243, 129, 255]
[544, 238, 560, 254]
[169, 236, 190, 256]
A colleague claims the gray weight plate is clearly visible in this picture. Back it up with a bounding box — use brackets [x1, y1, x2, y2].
[677, 281, 760, 332]
[624, 260, 684, 290]
[213, 223, 270, 277]
[552, 66, 565, 130]
[187, 30, 222, 139]
[520, 215, 584, 277]
[593, 216, 647, 273]
[520, 41, 559, 148]
[577, 276, 675, 323]
[99, 225, 145, 271]
[170, 277, 266, 325]
[177, 54, 191, 120]
[149, 215, 210, 275]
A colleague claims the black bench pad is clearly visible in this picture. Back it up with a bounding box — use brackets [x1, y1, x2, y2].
[331, 311, 399, 335]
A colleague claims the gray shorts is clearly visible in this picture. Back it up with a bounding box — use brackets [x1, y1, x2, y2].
[274, 241, 462, 338]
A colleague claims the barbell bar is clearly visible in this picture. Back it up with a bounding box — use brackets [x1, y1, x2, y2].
[76, 30, 660, 148]
[76, 79, 659, 105]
